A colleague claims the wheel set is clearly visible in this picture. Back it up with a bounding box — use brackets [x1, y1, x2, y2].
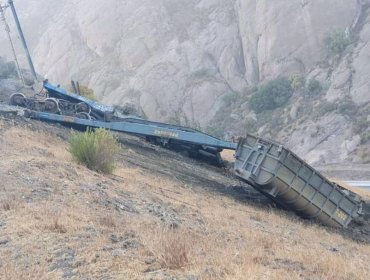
[9, 92, 92, 119]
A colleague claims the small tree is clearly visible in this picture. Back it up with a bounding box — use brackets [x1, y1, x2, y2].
[337, 98, 357, 116]
[325, 29, 350, 57]
[79, 85, 97, 100]
[250, 78, 293, 113]
[69, 128, 120, 173]
[223, 91, 240, 106]
[290, 74, 305, 92]
[68, 84, 97, 100]
[0, 57, 17, 79]
[305, 79, 323, 96]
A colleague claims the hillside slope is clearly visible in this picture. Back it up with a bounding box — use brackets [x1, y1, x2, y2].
[0, 108, 370, 278]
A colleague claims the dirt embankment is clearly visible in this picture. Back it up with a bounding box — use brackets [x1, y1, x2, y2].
[0, 113, 369, 279]
[1, 81, 370, 279]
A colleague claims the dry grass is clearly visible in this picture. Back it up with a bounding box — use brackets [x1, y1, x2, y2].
[0, 195, 20, 211]
[1, 263, 61, 280]
[142, 228, 195, 269]
[46, 218, 68, 234]
[0, 121, 369, 279]
[1, 200, 11, 211]
[98, 215, 117, 229]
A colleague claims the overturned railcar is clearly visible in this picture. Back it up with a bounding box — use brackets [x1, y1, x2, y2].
[234, 134, 363, 228]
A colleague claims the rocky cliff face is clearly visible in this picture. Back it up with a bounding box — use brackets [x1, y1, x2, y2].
[33, 0, 249, 125]
[237, 0, 357, 82]
[1, 0, 370, 164]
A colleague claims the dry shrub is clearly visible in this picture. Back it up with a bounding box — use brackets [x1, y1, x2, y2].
[0, 263, 59, 280]
[162, 233, 189, 269]
[69, 128, 120, 173]
[1, 195, 19, 211]
[250, 213, 263, 222]
[2, 201, 11, 211]
[259, 235, 276, 251]
[144, 228, 196, 269]
[46, 218, 67, 234]
[98, 216, 116, 228]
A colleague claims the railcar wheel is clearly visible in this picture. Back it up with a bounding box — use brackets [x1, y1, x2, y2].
[76, 102, 91, 114]
[76, 112, 91, 120]
[9, 93, 26, 107]
[45, 98, 60, 114]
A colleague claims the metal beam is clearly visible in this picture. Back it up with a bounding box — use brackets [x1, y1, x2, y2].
[7, 0, 38, 82]
[0, 3, 24, 84]
[28, 110, 237, 150]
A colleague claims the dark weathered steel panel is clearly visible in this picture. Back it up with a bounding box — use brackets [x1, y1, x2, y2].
[234, 134, 363, 228]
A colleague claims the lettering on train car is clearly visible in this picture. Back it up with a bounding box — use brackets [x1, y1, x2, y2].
[62, 116, 75, 123]
[154, 130, 179, 138]
[336, 209, 348, 221]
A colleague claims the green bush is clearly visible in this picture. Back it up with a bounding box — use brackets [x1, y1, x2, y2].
[337, 98, 357, 116]
[290, 74, 305, 91]
[317, 101, 336, 115]
[68, 84, 97, 100]
[191, 69, 211, 79]
[223, 91, 240, 106]
[353, 117, 368, 135]
[361, 132, 370, 144]
[0, 57, 17, 79]
[250, 78, 293, 113]
[325, 29, 350, 57]
[205, 124, 224, 139]
[69, 128, 120, 173]
[306, 79, 323, 96]
[79, 85, 97, 100]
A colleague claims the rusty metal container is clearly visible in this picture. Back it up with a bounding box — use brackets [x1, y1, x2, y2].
[234, 134, 363, 228]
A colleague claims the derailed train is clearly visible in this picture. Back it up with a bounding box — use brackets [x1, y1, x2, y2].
[234, 135, 363, 228]
[9, 81, 364, 228]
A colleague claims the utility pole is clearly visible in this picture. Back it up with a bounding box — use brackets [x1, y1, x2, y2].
[7, 0, 38, 82]
[0, 2, 24, 84]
